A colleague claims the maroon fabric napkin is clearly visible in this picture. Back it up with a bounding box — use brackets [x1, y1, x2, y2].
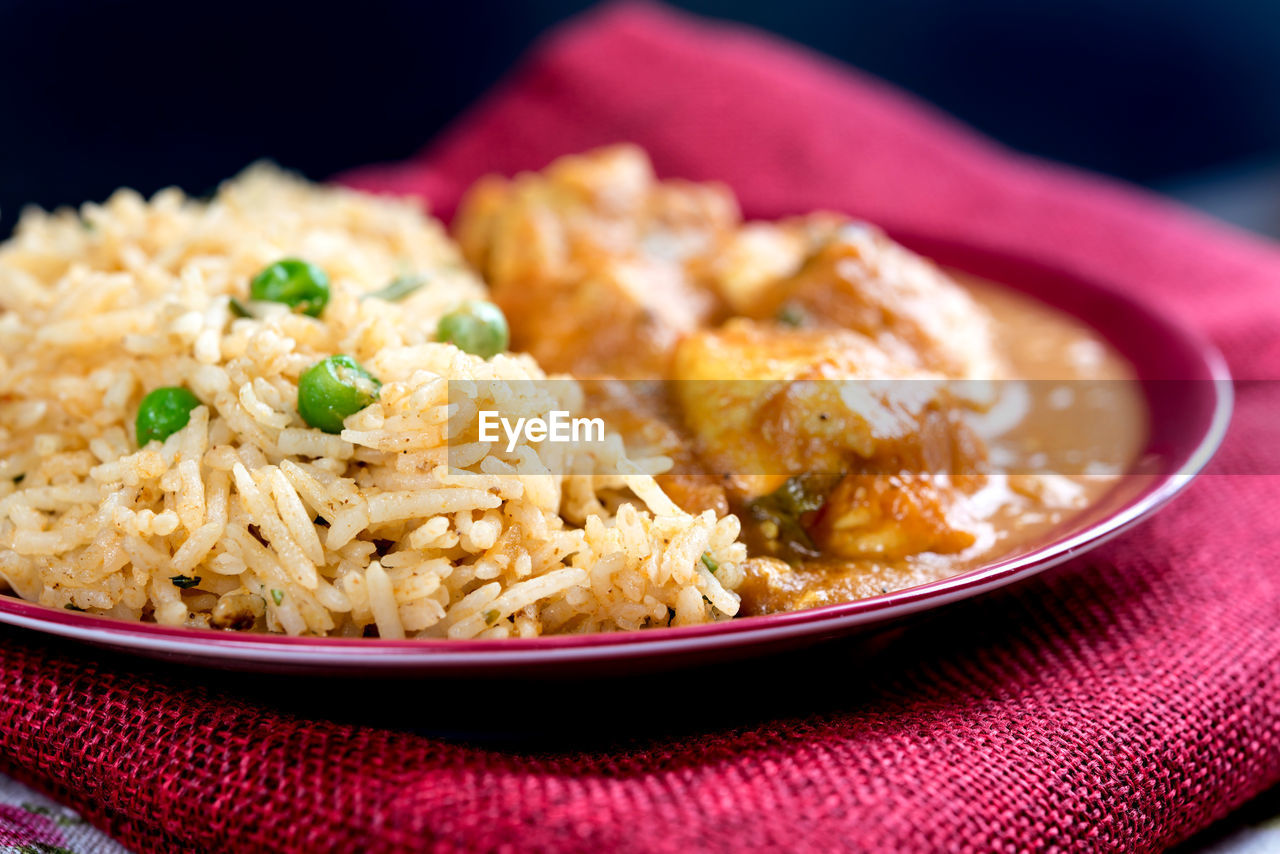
[3, 3, 1279, 851]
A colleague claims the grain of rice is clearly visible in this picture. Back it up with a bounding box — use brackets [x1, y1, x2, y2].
[367, 489, 502, 524]
[365, 561, 405, 640]
[267, 468, 325, 566]
[169, 522, 224, 574]
[231, 463, 317, 589]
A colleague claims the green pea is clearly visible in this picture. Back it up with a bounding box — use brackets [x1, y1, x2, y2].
[136, 387, 202, 447]
[297, 355, 381, 434]
[435, 300, 509, 359]
[249, 258, 330, 317]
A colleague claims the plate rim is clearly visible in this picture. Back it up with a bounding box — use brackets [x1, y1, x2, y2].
[0, 235, 1234, 671]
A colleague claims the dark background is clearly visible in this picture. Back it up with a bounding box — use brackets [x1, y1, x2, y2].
[2, 0, 1280, 237]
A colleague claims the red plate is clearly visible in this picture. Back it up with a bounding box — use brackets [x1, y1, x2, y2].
[0, 237, 1232, 675]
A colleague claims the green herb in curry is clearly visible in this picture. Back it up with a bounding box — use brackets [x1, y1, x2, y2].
[745, 474, 837, 558]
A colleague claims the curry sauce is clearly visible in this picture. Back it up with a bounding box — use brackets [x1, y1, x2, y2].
[453, 145, 1148, 617]
[735, 278, 1145, 614]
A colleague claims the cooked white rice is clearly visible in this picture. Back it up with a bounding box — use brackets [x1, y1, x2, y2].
[0, 166, 745, 638]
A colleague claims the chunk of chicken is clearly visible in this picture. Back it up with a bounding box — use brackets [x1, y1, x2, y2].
[672, 320, 989, 560]
[454, 145, 737, 377]
[672, 319, 986, 498]
[711, 215, 1004, 380]
[810, 474, 981, 560]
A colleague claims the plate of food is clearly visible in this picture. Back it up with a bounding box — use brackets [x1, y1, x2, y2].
[0, 146, 1230, 674]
